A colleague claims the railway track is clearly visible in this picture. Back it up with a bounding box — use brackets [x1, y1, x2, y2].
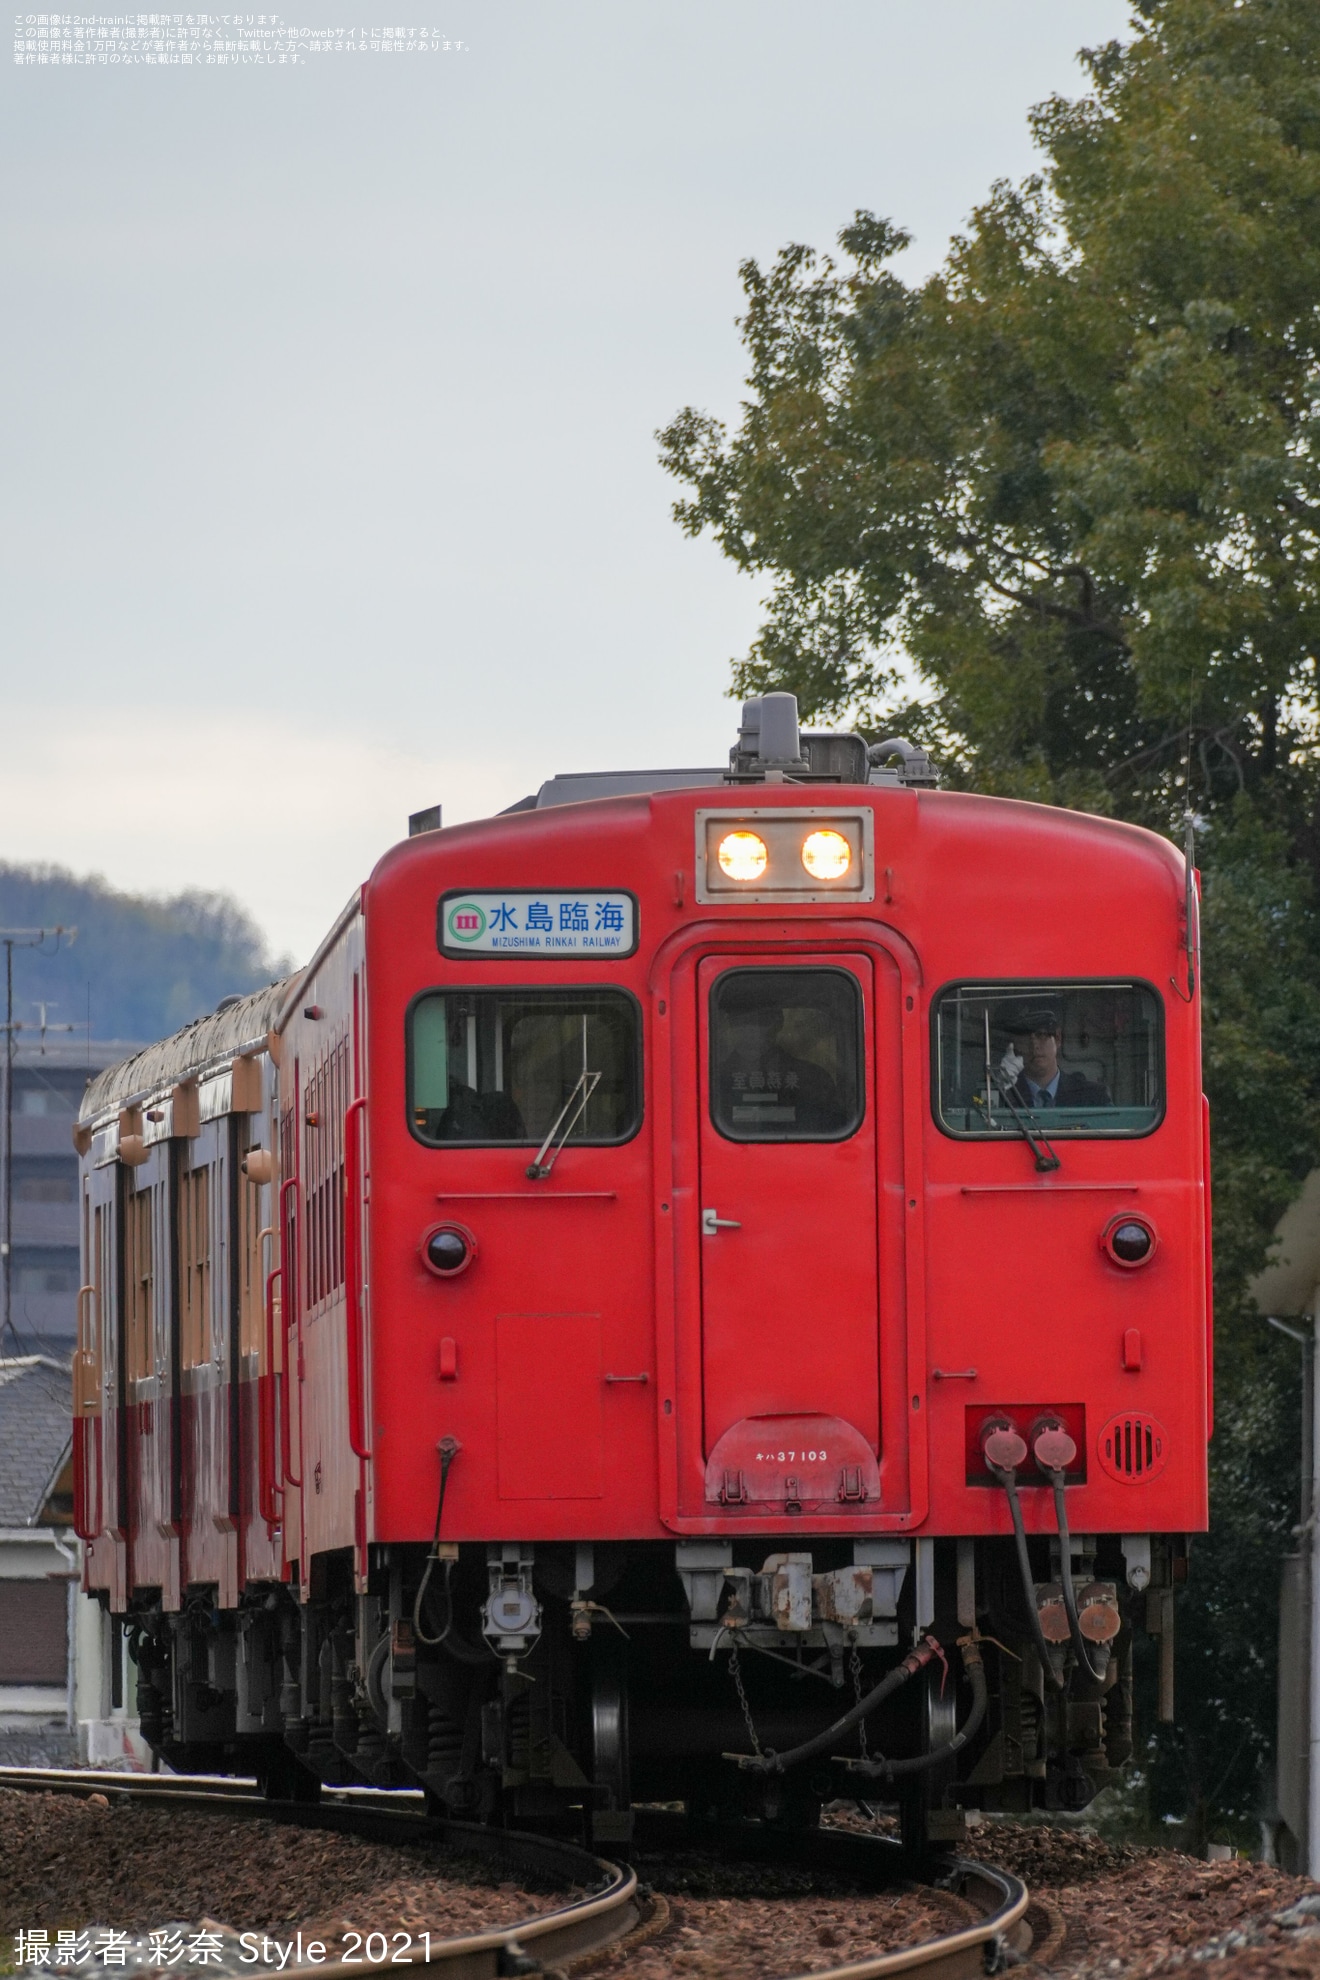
[0, 1769, 1031, 1980]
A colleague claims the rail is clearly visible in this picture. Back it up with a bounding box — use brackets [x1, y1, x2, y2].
[0, 1770, 1032, 1980]
[628, 1809, 1031, 1980]
[0, 1768, 637, 1977]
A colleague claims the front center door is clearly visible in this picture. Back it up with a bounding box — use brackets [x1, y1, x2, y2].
[696, 956, 880, 1509]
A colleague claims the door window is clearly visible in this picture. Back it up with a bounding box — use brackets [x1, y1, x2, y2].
[709, 967, 864, 1142]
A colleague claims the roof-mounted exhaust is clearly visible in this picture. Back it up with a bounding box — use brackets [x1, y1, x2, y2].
[517, 702, 939, 810]
[728, 697, 938, 788]
[731, 693, 809, 776]
[867, 738, 939, 789]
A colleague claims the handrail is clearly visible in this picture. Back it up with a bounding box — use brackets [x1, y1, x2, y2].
[344, 1096, 371, 1459]
[260, 1264, 283, 1524]
[74, 1287, 96, 1412]
[93, 1408, 103, 1540]
[72, 1286, 101, 1543]
[72, 1422, 94, 1544]
[279, 1177, 302, 1487]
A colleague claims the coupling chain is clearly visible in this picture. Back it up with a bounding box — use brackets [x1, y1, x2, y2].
[727, 1637, 764, 1759]
[850, 1641, 869, 1760]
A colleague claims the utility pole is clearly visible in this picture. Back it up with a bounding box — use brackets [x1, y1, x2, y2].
[1309, 1305, 1320, 1881]
[1269, 1311, 1317, 1873]
[0, 927, 75, 1355]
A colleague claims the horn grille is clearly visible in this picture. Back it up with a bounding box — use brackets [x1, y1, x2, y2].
[1097, 1412, 1169, 1484]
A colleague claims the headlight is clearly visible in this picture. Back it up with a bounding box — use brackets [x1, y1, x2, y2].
[717, 830, 769, 881]
[801, 829, 851, 880]
[697, 808, 873, 902]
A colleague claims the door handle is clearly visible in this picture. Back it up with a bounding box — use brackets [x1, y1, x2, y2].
[701, 1209, 742, 1236]
[604, 1372, 650, 1384]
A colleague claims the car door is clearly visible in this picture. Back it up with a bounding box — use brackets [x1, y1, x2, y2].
[696, 955, 881, 1511]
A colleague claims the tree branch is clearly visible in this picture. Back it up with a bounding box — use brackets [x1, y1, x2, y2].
[950, 527, 1127, 647]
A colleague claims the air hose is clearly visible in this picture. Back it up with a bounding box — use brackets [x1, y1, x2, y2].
[728, 1634, 943, 1774]
[845, 1635, 988, 1778]
[412, 1437, 488, 1664]
[988, 1460, 1065, 1691]
[1045, 1469, 1109, 1683]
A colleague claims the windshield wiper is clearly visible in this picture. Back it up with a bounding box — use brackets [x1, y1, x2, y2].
[978, 1007, 1060, 1172]
[525, 1013, 603, 1180]
[524, 1068, 602, 1179]
[996, 1086, 1061, 1173]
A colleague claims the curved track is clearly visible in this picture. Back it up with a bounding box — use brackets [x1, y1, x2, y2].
[0, 1770, 1031, 1980]
[0, 1767, 638, 1976]
[630, 1810, 1030, 1980]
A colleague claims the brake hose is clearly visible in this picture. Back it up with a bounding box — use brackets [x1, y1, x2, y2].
[988, 1461, 1065, 1691]
[845, 1636, 987, 1778]
[1045, 1468, 1109, 1682]
[728, 1634, 943, 1774]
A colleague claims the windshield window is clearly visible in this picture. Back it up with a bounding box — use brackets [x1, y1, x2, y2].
[409, 989, 640, 1146]
[933, 982, 1163, 1139]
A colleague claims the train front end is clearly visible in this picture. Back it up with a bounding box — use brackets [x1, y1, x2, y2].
[341, 695, 1206, 1840]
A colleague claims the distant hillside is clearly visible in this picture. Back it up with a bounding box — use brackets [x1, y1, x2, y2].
[0, 864, 292, 1048]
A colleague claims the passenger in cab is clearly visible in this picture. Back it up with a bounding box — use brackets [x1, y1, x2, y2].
[998, 1006, 1112, 1111]
[431, 1081, 526, 1141]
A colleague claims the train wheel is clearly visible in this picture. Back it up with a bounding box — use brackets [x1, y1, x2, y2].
[897, 1661, 957, 1861]
[590, 1639, 631, 1837]
[258, 1743, 323, 1804]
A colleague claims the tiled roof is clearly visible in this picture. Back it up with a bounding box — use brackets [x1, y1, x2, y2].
[0, 1356, 72, 1528]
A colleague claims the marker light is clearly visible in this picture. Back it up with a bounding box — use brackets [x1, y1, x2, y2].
[1102, 1214, 1157, 1269]
[717, 830, 769, 881]
[423, 1223, 477, 1278]
[801, 829, 852, 881]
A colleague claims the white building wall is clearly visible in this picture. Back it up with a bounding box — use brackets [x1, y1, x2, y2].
[73, 1587, 149, 1768]
[0, 1528, 78, 1764]
[0, 1529, 148, 1768]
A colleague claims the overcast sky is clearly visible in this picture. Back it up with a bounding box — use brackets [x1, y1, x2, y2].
[3, 0, 1132, 963]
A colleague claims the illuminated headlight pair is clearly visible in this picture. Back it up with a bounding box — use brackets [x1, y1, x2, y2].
[718, 828, 851, 883]
[695, 807, 873, 903]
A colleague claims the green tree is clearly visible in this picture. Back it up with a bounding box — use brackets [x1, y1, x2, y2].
[0, 863, 291, 1046]
[659, 0, 1320, 1837]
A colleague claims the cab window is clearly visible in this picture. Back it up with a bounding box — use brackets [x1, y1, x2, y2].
[934, 981, 1163, 1138]
[409, 989, 640, 1146]
[710, 967, 864, 1142]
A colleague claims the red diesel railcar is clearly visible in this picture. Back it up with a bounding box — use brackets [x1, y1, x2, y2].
[73, 695, 1208, 1844]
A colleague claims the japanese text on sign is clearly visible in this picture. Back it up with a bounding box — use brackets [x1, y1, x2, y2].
[439, 891, 636, 957]
[13, 17, 469, 65]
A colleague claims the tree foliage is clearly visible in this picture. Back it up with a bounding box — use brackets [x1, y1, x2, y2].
[0, 863, 290, 1047]
[661, 0, 1320, 822]
[660, 0, 1320, 1835]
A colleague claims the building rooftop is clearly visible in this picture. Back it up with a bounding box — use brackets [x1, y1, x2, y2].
[10, 1036, 146, 1073]
[0, 1356, 73, 1528]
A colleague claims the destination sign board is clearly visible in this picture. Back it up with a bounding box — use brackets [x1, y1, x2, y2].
[438, 890, 638, 958]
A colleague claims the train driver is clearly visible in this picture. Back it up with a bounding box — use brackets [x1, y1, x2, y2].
[998, 1005, 1112, 1111]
